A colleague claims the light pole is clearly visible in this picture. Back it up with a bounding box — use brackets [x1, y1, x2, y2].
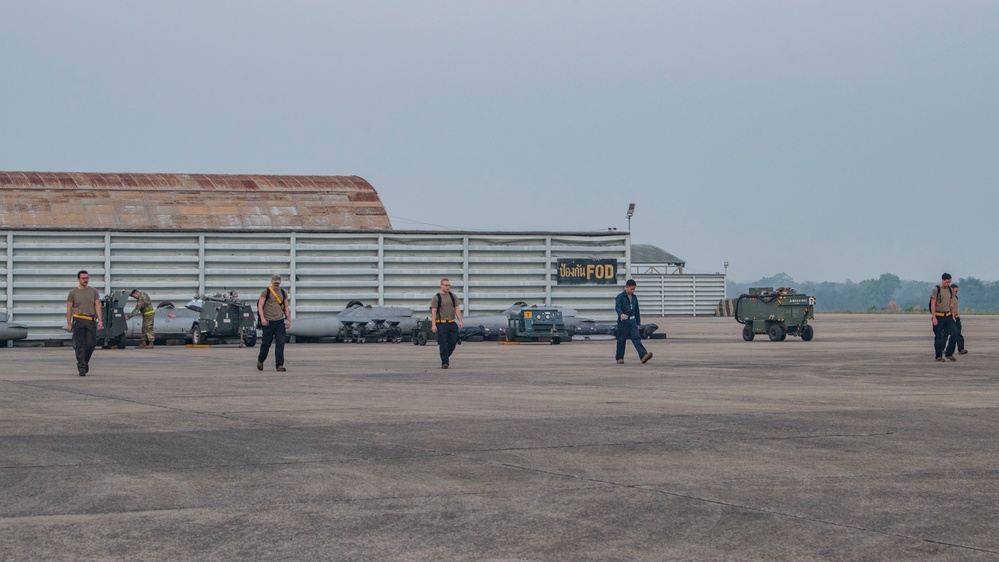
[723, 261, 729, 299]
[626, 203, 635, 232]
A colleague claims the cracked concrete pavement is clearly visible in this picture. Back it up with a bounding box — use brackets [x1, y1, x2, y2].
[1, 314, 997, 561]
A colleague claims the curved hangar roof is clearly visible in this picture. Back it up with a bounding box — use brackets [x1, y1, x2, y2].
[0, 171, 392, 230]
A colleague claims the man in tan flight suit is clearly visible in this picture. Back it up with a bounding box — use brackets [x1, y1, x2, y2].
[126, 289, 156, 349]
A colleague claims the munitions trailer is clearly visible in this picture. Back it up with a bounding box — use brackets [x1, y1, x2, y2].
[735, 287, 816, 342]
[505, 307, 569, 344]
[97, 290, 130, 349]
[189, 291, 257, 347]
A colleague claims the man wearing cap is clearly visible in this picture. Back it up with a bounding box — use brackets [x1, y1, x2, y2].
[615, 279, 653, 365]
[125, 288, 156, 349]
[66, 270, 103, 376]
[257, 274, 291, 372]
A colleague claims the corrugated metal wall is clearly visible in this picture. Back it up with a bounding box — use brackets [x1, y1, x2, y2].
[4, 231, 633, 339]
[632, 273, 726, 316]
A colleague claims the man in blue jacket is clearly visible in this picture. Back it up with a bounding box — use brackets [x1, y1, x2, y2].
[615, 279, 653, 364]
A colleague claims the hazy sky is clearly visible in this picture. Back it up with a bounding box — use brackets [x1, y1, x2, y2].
[3, 1, 997, 283]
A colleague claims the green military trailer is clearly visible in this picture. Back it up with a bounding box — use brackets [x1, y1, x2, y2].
[505, 307, 569, 344]
[735, 287, 816, 342]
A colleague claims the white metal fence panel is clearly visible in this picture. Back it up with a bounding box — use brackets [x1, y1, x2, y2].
[633, 274, 726, 316]
[3, 230, 636, 339]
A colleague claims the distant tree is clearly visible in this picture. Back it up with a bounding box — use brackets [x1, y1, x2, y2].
[726, 273, 999, 312]
[958, 277, 999, 312]
[892, 280, 934, 310]
[859, 273, 901, 310]
[756, 272, 794, 289]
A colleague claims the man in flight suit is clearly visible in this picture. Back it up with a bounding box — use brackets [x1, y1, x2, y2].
[126, 289, 156, 349]
[615, 279, 653, 365]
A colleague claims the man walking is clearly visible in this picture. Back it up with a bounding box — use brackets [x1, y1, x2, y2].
[615, 279, 653, 365]
[257, 274, 291, 372]
[66, 270, 103, 376]
[126, 288, 156, 349]
[430, 278, 462, 369]
[930, 273, 959, 362]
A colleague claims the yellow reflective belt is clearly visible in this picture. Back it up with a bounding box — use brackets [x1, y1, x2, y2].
[143, 310, 155, 315]
[72, 314, 94, 321]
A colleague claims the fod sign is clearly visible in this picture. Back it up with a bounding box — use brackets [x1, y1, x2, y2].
[557, 259, 618, 285]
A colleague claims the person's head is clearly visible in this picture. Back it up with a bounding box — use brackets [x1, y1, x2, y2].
[952, 283, 959, 294]
[77, 270, 90, 286]
[439, 278, 451, 292]
[625, 279, 637, 295]
[270, 274, 281, 287]
[941, 273, 952, 287]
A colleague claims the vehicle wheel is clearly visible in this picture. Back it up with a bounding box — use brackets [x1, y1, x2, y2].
[767, 324, 784, 342]
[801, 324, 814, 341]
[190, 324, 203, 345]
[116, 333, 126, 349]
[551, 336, 561, 345]
[242, 332, 257, 347]
[416, 331, 428, 346]
[742, 324, 755, 341]
[780, 331, 787, 341]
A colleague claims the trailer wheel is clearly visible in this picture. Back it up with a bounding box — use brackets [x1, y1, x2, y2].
[768, 324, 784, 342]
[801, 325, 814, 341]
[242, 331, 257, 348]
[116, 333, 127, 349]
[190, 324, 203, 345]
[416, 331, 428, 346]
[742, 324, 755, 341]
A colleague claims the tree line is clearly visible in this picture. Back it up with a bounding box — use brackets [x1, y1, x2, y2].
[727, 273, 999, 312]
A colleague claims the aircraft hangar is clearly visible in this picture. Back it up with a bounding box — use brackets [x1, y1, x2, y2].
[1, 171, 722, 340]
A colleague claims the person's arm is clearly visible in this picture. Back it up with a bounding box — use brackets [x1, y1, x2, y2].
[615, 294, 627, 321]
[283, 292, 291, 328]
[258, 295, 268, 326]
[930, 289, 938, 326]
[95, 296, 103, 330]
[127, 299, 141, 320]
[66, 300, 73, 332]
[430, 303, 438, 332]
[455, 301, 462, 328]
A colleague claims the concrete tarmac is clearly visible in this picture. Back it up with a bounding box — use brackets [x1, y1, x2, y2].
[1, 314, 997, 561]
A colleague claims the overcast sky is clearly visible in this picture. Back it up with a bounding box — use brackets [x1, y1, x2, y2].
[3, 1, 997, 283]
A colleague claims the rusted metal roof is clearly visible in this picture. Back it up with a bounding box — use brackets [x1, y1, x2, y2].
[0, 172, 392, 230]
